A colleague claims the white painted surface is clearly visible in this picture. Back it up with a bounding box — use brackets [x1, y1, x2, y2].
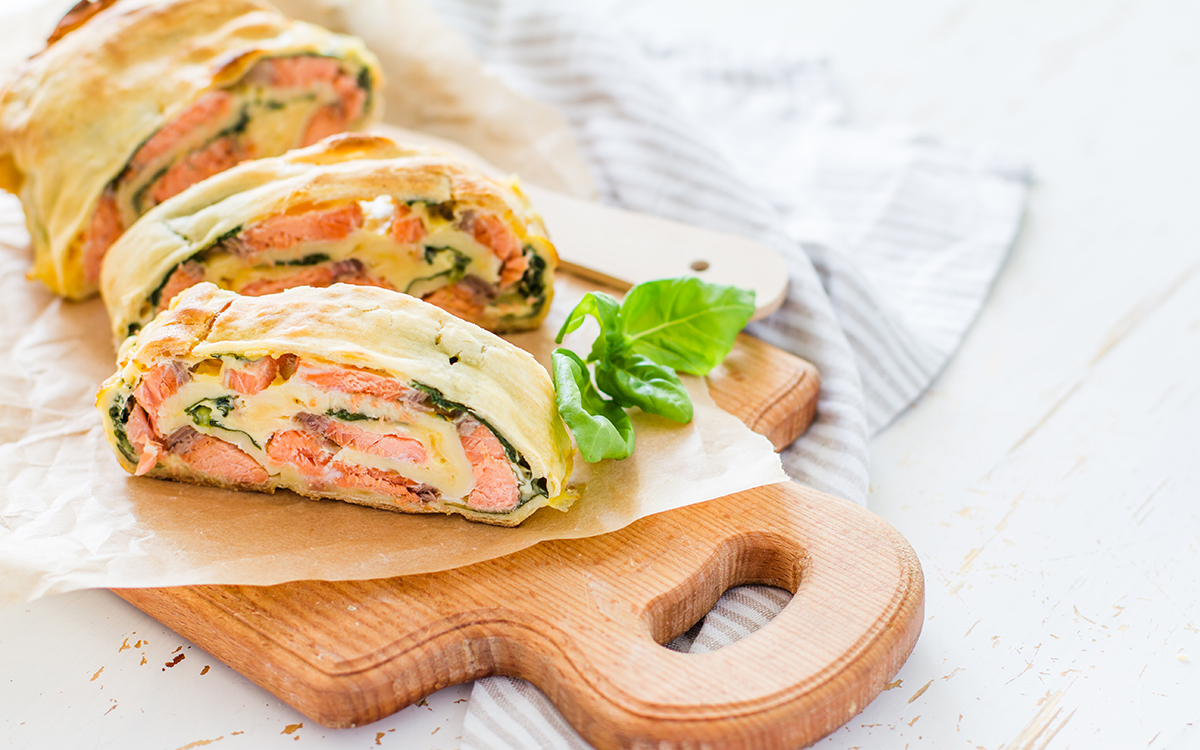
[3, 1, 1199, 748]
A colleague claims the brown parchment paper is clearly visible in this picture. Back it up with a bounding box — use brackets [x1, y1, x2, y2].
[0, 0, 786, 608]
[0, 196, 786, 607]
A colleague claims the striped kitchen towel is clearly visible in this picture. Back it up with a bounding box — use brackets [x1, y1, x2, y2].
[424, 1, 1029, 748]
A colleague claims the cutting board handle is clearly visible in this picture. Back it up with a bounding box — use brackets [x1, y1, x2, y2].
[488, 482, 923, 749]
[118, 483, 922, 749]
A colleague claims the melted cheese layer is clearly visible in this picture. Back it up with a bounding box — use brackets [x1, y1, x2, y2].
[153, 370, 476, 500]
[196, 198, 502, 297]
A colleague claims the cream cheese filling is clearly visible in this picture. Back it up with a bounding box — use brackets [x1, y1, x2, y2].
[196, 198, 503, 296]
[149, 370, 477, 500]
[117, 89, 330, 224]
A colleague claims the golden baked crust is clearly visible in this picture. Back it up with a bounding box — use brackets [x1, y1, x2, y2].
[98, 282, 575, 526]
[102, 133, 558, 343]
[0, 0, 383, 299]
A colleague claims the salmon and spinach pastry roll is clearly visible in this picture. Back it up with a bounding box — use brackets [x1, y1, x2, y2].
[102, 133, 557, 342]
[96, 282, 575, 526]
[0, 0, 383, 300]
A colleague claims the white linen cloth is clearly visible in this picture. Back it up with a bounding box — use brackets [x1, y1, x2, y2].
[419, 1, 1029, 747]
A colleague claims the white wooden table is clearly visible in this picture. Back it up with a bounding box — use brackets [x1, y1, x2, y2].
[3, 1, 1198, 748]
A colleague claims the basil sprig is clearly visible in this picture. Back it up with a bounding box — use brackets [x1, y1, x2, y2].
[551, 277, 755, 462]
[551, 350, 634, 462]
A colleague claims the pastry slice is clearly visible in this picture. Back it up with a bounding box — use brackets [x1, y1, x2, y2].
[96, 283, 574, 526]
[0, 0, 383, 299]
[102, 133, 556, 342]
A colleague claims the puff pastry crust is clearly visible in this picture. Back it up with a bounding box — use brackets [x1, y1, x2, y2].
[102, 133, 558, 343]
[0, 0, 383, 299]
[96, 282, 575, 526]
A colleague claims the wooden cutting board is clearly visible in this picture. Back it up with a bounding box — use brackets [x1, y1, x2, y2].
[114, 328, 925, 750]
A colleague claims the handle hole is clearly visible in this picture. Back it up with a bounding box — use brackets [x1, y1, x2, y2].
[643, 530, 808, 652]
[665, 585, 792, 653]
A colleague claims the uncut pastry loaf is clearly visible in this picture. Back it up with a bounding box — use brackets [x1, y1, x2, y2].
[102, 133, 558, 343]
[96, 283, 575, 526]
[0, 0, 383, 299]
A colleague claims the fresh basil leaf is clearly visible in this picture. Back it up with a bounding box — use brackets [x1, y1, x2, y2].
[620, 277, 755, 376]
[555, 292, 627, 363]
[595, 353, 693, 424]
[551, 349, 634, 462]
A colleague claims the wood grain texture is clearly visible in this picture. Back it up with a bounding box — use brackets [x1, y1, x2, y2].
[117, 482, 922, 749]
[708, 333, 820, 452]
[114, 336, 924, 749]
[528, 185, 790, 321]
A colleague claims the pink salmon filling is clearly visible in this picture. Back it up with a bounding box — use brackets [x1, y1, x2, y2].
[234, 203, 364, 260]
[121, 357, 522, 513]
[80, 55, 371, 284]
[147, 200, 532, 325]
